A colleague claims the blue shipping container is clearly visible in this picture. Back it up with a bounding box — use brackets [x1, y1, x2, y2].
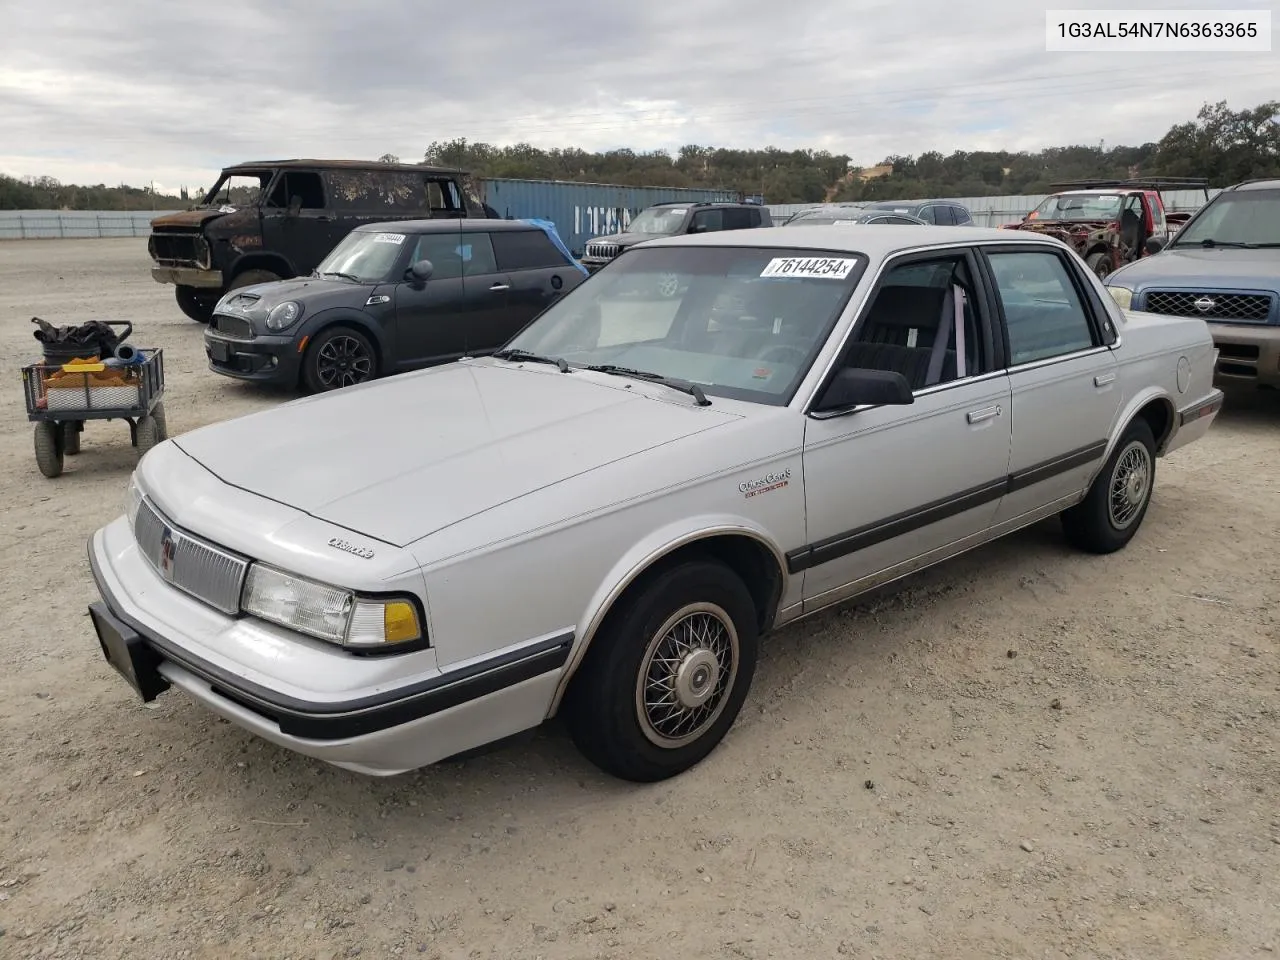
[477, 178, 740, 256]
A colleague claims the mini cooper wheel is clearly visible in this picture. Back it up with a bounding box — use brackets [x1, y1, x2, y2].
[1061, 417, 1156, 554]
[303, 326, 377, 393]
[565, 560, 758, 782]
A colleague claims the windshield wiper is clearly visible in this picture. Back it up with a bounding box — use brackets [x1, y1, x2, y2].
[1196, 239, 1256, 249]
[492, 348, 570, 372]
[321, 270, 363, 282]
[585, 364, 711, 406]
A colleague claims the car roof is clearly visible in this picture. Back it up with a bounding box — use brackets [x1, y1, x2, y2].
[863, 199, 969, 209]
[223, 159, 467, 176]
[352, 219, 539, 234]
[638, 223, 1062, 256]
[1230, 178, 1280, 191]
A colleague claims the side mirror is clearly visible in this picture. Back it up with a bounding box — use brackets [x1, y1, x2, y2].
[1144, 236, 1165, 255]
[408, 259, 434, 282]
[814, 368, 914, 412]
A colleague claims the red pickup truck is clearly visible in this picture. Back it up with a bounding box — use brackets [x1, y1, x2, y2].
[1002, 177, 1210, 280]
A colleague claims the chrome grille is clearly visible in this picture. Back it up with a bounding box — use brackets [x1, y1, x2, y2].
[586, 243, 620, 259]
[134, 498, 249, 615]
[211, 313, 254, 340]
[1143, 290, 1273, 323]
[149, 231, 209, 268]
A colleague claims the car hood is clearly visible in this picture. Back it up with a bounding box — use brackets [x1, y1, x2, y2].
[1110, 245, 1280, 289]
[589, 232, 667, 248]
[220, 276, 374, 312]
[150, 208, 228, 230]
[170, 361, 742, 547]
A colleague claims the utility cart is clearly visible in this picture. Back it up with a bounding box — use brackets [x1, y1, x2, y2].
[22, 331, 167, 478]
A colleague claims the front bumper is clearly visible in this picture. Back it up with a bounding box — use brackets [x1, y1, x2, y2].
[204, 331, 301, 385]
[1207, 323, 1280, 388]
[86, 519, 571, 775]
[152, 265, 223, 288]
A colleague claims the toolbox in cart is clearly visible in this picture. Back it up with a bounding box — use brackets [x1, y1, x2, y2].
[22, 320, 168, 478]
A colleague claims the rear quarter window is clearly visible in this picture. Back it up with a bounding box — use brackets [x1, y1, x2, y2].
[491, 229, 572, 270]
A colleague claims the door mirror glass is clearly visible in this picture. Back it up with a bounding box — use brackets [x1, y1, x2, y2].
[408, 259, 434, 282]
[1144, 236, 1165, 255]
[815, 368, 914, 411]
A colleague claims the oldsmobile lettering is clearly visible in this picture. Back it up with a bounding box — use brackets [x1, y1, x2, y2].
[740, 467, 792, 498]
[327, 537, 375, 559]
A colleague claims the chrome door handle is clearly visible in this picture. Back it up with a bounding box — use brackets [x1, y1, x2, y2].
[967, 405, 1001, 424]
[490, 283, 509, 292]
[1094, 373, 1116, 386]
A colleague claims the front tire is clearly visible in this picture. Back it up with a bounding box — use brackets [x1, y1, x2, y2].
[302, 326, 378, 393]
[1061, 418, 1156, 554]
[175, 285, 217, 324]
[1086, 251, 1111, 281]
[564, 560, 759, 782]
[227, 268, 282, 292]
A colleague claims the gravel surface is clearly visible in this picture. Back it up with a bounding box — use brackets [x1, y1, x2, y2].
[2, 238, 1278, 960]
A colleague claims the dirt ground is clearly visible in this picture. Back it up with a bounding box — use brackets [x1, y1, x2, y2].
[1, 238, 1277, 960]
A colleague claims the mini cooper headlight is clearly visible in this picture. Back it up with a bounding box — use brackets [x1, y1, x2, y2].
[1105, 286, 1133, 311]
[241, 563, 423, 650]
[265, 300, 303, 331]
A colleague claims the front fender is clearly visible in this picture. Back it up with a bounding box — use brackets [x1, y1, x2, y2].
[295, 308, 391, 362]
[545, 514, 790, 716]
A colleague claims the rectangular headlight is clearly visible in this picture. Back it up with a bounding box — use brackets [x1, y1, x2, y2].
[241, 563, 424, 650]
[125, 475, 143, 530]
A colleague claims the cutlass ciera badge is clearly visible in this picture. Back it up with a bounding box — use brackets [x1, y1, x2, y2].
[327, 537, 375, 559]
[739, 467, 792, 499]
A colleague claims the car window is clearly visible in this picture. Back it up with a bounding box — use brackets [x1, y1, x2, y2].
[491, 229, 570, 271]
[749, 208, 764, 227]
[326, 170, 430, 213]
[888, 216, 922, 225]
[952, 206, 973, 225]
[410, 232, 497, 281]
[936, 205, 958, 225]
[690, 209, 723, 232]
[504, 245, 868, 405]
[915, 205, 937, 224]
[840, 254, 985, 391]
[266, 171, 325, 210]
[987, 250, 1098, 365]
[722, 208, 753, 230]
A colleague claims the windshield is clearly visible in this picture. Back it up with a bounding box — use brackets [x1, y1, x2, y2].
[314, 229, 408, 282]
[502, 246, 867, 405]
[1172, 189, 1280, 246]
[1029, 193, 1123, 221]
[626, 207, 689, 235]
[201, 172, 271, 209]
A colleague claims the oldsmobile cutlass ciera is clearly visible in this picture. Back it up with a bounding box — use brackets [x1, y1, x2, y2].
[86, 226, 1225, 783]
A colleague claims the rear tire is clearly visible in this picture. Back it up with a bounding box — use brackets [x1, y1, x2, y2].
[34, 422, 63, 478]
[1061, 418, 1156, 554]
[564, 560, 759, 782]
[175, 286, 217, 324]
[135, 414, 163, 459]
[1086, 251, 1111, 280]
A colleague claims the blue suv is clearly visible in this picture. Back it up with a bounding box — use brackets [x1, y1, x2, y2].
[1104, 178, 1280, 390]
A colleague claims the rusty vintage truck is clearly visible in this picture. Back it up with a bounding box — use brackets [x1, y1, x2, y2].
[1002, 177, 1210, 281]
[148, 160, 498, 323]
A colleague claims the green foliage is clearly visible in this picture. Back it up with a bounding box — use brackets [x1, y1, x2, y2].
[3, 100, 1277, 211]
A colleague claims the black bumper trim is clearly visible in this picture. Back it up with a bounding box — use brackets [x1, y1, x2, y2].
[87, 543, 573, 741]
[1177, 389, 1225, 427]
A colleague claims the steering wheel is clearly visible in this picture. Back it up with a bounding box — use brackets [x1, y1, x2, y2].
[754, 343, 806, 366]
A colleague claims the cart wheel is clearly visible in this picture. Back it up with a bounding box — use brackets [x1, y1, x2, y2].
[34, 422, 64, 478]
[135, 414, 162, 459]
[151, 401, 168, 440]
[64, 421, 82, 456]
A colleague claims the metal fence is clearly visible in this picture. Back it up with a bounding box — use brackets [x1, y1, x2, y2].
[2, 186, 1223, 242]
[0, 209, 178, 240]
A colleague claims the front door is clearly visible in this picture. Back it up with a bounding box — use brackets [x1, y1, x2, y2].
[261, 170, 343, 275]
[796, 249, 1013, 614]
[981, 245, 1122, 527]
[393, 231, 510, 366]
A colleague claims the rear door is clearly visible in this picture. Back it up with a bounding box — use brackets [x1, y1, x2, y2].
[980, 243, 1121, 527]
[489, 228, 581, 340]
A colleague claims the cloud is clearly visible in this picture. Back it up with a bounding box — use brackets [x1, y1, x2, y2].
[1, 0, 1276, 188]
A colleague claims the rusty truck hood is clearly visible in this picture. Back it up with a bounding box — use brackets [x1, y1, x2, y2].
[149, 209, 230, 231]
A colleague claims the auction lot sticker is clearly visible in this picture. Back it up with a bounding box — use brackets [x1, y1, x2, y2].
[760, 257, 858, 279]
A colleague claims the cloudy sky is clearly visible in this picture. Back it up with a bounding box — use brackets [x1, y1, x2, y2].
[1, 0, 1275, 194]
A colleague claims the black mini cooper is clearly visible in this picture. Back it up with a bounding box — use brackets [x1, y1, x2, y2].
[204, 219, 587, 391]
